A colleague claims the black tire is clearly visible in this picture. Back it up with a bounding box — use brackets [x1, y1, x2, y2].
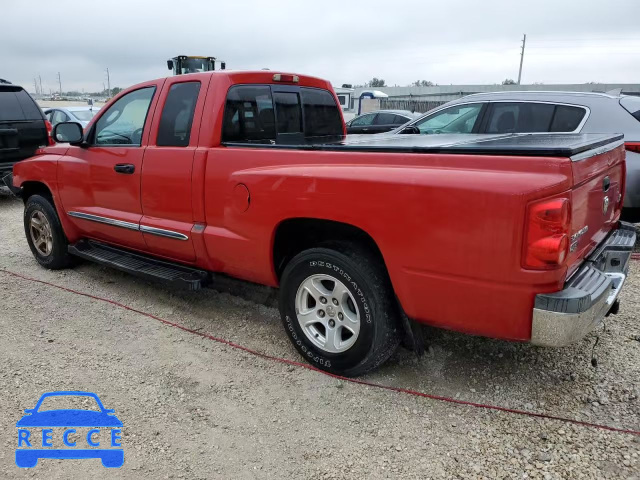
[278, 243, 400, 376]
[24, 194, 74, 270]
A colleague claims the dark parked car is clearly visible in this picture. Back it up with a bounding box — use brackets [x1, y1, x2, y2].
[0, 84, 50, 182]
[346, 110, 418, 134]
[391, 91, 640, 220]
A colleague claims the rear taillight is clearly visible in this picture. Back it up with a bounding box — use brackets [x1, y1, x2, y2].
[626, 142, 640, 153]
[523, 197, 571, 269]
[45, 120, 55, 146]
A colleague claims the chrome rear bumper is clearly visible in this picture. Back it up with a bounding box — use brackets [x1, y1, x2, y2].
[531, 222, 636, 347]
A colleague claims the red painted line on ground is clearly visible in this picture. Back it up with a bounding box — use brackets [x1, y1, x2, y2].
[2, 268, 639, 437]
[631, 252, 640, 260]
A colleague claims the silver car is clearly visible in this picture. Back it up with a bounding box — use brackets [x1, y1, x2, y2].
[393, 91, 640, 216]
[43, 106, 101, 128]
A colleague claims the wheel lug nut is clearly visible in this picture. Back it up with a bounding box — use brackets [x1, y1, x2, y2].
[318, 310, 325, 318]
[338, 312, 344, 320]
[328, 319, 335, 328]
[332, 298, 339, 306]
[320, 297, 327, 304]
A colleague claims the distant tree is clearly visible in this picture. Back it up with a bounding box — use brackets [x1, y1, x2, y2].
[110, 87, 123, 96]
[367, 78, 386, 88]
[412, 80, 435, 87]
[502, 79, 517, 85]
[341, 84, 353, 88]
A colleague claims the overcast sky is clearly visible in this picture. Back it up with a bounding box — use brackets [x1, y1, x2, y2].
[3, 0, 639, 93]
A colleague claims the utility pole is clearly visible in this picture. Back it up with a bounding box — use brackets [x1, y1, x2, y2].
[34, 78, 38, 95]
[57, 72, 62, 95]
[38, 75, 43, 95]
[105, 68, 111, 98]
[517, 34, 527, 85]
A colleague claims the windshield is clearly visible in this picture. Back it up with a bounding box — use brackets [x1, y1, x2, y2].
[620, 96, 640, 122]
[37, 395, 101, 412]
[179, 57, 213, 74]
[71, 110, 98, 122]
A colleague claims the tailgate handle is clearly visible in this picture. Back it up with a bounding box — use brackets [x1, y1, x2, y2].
[0, 128, 18, 136]
[114, 164, 135, 174]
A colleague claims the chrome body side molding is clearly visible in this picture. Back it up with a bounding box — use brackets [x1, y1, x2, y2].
[139, 225, 189, 241]
[67, 211, 139, 231]
[67, 211, 189, 241]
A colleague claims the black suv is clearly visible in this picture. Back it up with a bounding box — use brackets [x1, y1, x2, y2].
[0, 82, 49, 183]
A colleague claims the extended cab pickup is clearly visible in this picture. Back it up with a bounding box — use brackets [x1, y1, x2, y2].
[7, 71, 636, 376]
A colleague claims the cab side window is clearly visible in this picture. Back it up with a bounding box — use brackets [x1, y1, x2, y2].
[94, 87, 155, 146]
[157, 82, 201, 147]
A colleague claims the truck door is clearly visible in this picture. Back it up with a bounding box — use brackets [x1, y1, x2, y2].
[140, 77, 209, 262]
[57, 82, 162, 251]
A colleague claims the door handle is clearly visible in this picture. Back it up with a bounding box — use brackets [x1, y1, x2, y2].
[114, 164, 135, 174]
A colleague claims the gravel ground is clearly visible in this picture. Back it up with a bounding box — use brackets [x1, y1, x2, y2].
[0, 191, 639, 479]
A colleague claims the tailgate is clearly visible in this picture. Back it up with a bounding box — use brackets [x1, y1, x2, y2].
[566, 139, 626, 276]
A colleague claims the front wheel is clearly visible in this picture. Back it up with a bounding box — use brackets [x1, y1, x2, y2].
[278, 244, 400, 376]
[24, 194, 74, 270]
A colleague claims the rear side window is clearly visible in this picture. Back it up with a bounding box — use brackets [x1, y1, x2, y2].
[486, 103, 555, 133]
[222, 85, 276, 143]
[15, 90, 44, 120]
[620, 96, 640, 122]
[394, 115, 410, 125]
[0, 91, 24, 121]
[0, 88, 42, 121]
[300, 88, 342, 138]
[550, 105, 585, 132]
[374, 113, 397, 125]
[486, 102, 586, 133]
[157, 82, 201, 147]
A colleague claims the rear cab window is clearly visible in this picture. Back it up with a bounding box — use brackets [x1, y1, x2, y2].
[620, 96, 640, 122]
[222, 84, 342, 144]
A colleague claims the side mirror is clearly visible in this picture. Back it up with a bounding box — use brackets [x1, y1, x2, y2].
[53, 122, 84, 145]
[400, 125, 420, 135]
[167, 59, 174, 71]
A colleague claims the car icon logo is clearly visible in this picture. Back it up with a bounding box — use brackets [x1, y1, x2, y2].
[15, 391, 123, 468]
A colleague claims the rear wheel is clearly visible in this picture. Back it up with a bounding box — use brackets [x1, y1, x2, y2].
[278, 244, 400, 376]
[24, 194, 74, 269]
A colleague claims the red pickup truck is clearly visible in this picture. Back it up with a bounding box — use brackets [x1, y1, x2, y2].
[5, 71, 636, 376]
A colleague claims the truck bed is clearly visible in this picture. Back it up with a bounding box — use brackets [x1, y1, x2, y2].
[227, 133, 624, 157]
